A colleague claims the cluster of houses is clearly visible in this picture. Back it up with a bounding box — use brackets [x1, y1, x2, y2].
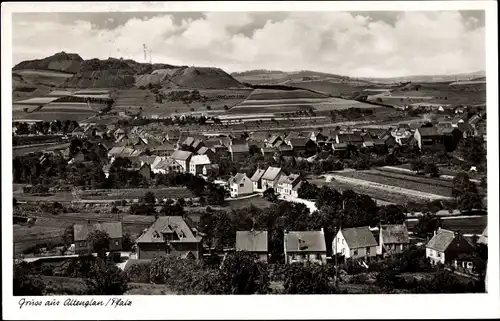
[72, 216, 487, 276]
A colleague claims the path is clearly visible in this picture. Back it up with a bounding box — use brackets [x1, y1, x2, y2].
[278, 195, 318, 213]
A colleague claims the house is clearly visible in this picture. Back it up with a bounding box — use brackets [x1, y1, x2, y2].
[236, 230, 268, 262]
[284, 229, 327, 264]
[265, 135, 283, 148]
[149, 142, 176, 156]
[250, 168, 266, 193]
[202, 164, 219, 177]
[336, 133, 364, 147]
[229, 144, 250, 162]
[380, 133, 397, 149]
[377, 224, 410, 256]
[414, 127, 442, 151]
[73, 222, 123, 254]
[287, 138, 317, 155]
[165, 130, 181, 142]
[261, 166, 284, 190]
[170, 150, 193, 173]
[152, 158, 184, 175]
[439, 127, 462, 152]
[308, 131, 326, 143]
[135, 216, 203, 260]
[276, 174, 304, 198]
[228, 173, 253, 198]
[425, 228, 474, 266]
[334, 227, 378, 260]
[196, 146, 216, 161]
[189, 154, 211, 176]
[137, 163, 152, 180]
[477, 226, 488, 245]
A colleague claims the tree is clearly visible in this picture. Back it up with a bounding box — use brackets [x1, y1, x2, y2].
[85, 258, 128, 295]
[122, 233, 134, 251]
[263, 188, 278, 202]
[142, 191, 156, 205]
[14, 263, 46, 296]
[410, 158, 425, 173]
[62, 225, 75, 246]
[87, 230, 111, 258]
[207, 184, 225, 205]
[423, 163, 440, 177]
[378, 204, 406, 224]
[452, 172, 482, 211]
[415, 213, 442, 239]
[297, 181, 320, 199]
[219, 252, 270, 294]
[283, 263, 336, 294]
[13, 197, 18, 207]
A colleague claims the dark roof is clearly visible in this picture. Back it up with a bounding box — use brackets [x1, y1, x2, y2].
[136, 216, 199, 243]
[337, 133, 363, 143]
[171, 150, 192, 161]
[340, 227, 378, 249]
[229, 173, 248, 185]
[416, 127, 439, 137]
[230, 144, 250, 153]
[251, 168, 266, 182]
[236, 231, 268, 252]
[380, 224, 410, 244]
[73, 222, 123, 241]
[289, 137, 312, 148]
[285, 231, 326, 252]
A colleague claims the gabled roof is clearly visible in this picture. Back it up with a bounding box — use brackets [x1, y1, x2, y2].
[251, 168, 266, 182]
[363, 141, 375, 147]
[136, 216, 199, 244]
[171, 150, 193, 161]
[278, 173, 301, 185]
[289, 137, 312, 148]
[229, 173, 249, 185]
[190, 154, 211, 165]
[416, 127, 439, 137]
[197, 146, 211, 155]
[267, 134, 282, 144]
[151, 142, 175, 151]
[337, 133, 364, 143]
[108, 146, 135, 157]
[155, 158, 182, 170]
[426, 228, 456, 252]
[380, 224, 410, 244]
[236, 231, 268, 252]
[333, 143, 347, 149]
[292, 180, 304, 191]
[230, 144, 250, 153]
[74, 222, 123, 242]
[340, 227, 378, 249]
[285, 131, 301, 142]
[439, 127, 461, 135]
[262, 166, 282, 181]
[285, 231, 326, 252]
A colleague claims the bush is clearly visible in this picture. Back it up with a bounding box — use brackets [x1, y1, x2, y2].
[125, 262, 151, 283]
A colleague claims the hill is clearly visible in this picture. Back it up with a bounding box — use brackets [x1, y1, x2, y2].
[13, 51, 83, 74]
[361, 70, 486, 84]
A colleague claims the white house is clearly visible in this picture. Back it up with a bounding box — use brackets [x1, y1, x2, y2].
[425, 228, 474, 266]
[334, 227, 378, 260]
[152, 158, 184, 175]
[189, 154, 211, 176]
[284, 229, 327, 265]
[261, 166, 284, 190]
[276, 173, 304, 198]
[170, 150, 193, 173]
[250, 168, 266, 193]
[228, 173, 253, 198]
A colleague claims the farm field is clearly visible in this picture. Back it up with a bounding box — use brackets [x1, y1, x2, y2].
[334, 170, 453, 198]
[282, 80, 372, 97]
[12, 142, 70, 157]
[13, 109, 97, 122]
[78, 187, 194, 201]
[407, 216, 487, 235]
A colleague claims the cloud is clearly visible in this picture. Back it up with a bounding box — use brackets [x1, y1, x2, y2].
[12, 11, 485, 77]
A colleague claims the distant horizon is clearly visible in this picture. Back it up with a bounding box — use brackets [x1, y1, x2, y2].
[13, 50, 486, 80]
[12, 11, 485, 78]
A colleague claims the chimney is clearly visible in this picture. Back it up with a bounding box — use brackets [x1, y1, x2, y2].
[320, 227, 324, 234]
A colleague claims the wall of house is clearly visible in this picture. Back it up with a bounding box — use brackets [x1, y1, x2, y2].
[286, 252, 326, 264]
[232, 177, 253, 197]
[349, 246, 377, 259]
[170, 242, 202, 259]
[137, 243, 167, 260]
[426, 247, 445, 265]
[75, 237, 122, 254]
[253, 180, 264, 193]
[334, 232, 350, 257]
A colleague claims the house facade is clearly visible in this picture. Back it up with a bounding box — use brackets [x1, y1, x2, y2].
[334, 227, 378, 260]
[377, 224, 410, 256]
[425, 228, 474, 265]
[276, 174, 304, 198]
[284, 229, 327, 264]
[250, 168, 266, 193]
[170, 150, 193, 173]
[136, 216, 203, 260]
[261, 166, 284, 190]
[73, 222, 123, 254]
[228, 173, 253, 198]
[414, 127, 442, 151]
[189, 155, 211, 176]
[236, 230, 268, 262]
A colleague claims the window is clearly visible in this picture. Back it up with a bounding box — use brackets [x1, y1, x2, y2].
[115, 241, 119, 246]
[366, 247, 371, 255]
[240, 183, 244, 187]
[353, 249, 358, 256]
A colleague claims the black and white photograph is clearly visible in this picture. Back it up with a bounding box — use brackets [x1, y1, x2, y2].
[2, 1, 499, 320]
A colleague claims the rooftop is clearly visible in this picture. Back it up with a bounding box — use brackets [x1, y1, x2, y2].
[74, 222, 123, 242]
[236, 230, 268, 252]
[340, 226, 378, 249]
[285, 230, 326, 252]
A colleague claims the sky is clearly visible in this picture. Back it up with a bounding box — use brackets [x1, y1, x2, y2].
[12, 11, 486, 78]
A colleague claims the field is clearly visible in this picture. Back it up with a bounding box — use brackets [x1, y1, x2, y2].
[228, 88, 378, 115]
[13, 69, 73, 87]
[12, 142, 70, 157]
[78, 187, 194, 201]
[283, 80, 374, 97]
[407, 216, 487, 235]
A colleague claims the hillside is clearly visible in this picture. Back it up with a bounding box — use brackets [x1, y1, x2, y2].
[13, 52, 83, 74]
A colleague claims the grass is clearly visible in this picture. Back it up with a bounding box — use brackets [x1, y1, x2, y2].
[407, 216, 486, 235]
[225, 195, 273, 210]
[42, 276, 89, 295]
[125, 283, 177, 295]
[245, 88, 328, 100]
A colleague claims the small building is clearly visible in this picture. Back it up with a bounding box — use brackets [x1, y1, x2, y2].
[196, 146, 216, 161]
[170, 150, 193, 173]
[377, 224, 410, 256]
[336, 133, 364, 147]
[276, 173, 304, 198]
[229, 144, 250, 162]
[284, 229, 327, 264]
[334, 227, 378, 260]
[137, 163, 152, 180]
[189, 154, 211, 176]
[236, 230, 268, 262]
[73, 222, 123, 254]
[287, 137, 317, 155]
[149, 142, 176, 156]
[250, 168, 266, 193]
[152, 158, 184, 175]
[165, 130, 181, 142]
[228, 173, 253, 198]
[414, 127, 443, 151]
[202, 164, 219, 177]
[425, 228, 474, 266]
[439, 127, 463, 152]
[135, 216, 202, 260]
[261, 166, 284, 190]
[265, 135, 283, 148]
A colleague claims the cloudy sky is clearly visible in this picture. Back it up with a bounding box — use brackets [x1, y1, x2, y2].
[12, 11, 485, 77]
